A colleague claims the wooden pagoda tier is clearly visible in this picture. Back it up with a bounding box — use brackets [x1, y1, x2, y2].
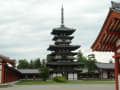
[48, 45, 80, 51]
[53, 35, 73, 41]
[49, 52, 77, 56]
[47, 62, 83, 66]
[91, 1, 120, 90]
[51, 25, 75, 35]
[47, 62, 83, 72]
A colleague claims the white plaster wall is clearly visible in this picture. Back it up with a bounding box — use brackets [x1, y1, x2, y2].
[53, 73, 56, 78]
[57, 73, 62, 76]
[68, 73, 73, 80]
[74, 73, 77, 80]
[103, 72, 107, 79]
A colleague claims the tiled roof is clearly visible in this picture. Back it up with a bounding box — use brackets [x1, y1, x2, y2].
[18, 69, 40, 74]
[96, 63, 115, 69]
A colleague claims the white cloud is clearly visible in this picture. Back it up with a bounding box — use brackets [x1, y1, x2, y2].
[0, 0, 116, 63]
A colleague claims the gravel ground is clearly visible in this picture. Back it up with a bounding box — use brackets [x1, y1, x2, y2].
[0, 84, 115, 90]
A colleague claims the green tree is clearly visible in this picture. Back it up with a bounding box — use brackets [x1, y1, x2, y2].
[77, 50, 83, 59]
[17, 59, 29, 69]
[39, 66, 50, 81]
[87, 54, 97, 78]
[46, 55, 53, 62]
[29, 60, 34, 69]
[77, 50, 88, 68]
[34, 58, 41, 68]
[41, 59, 46, 67]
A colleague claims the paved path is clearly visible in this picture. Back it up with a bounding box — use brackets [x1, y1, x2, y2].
[0, 84, 115, 90]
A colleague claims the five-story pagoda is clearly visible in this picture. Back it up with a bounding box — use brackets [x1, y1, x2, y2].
[47, 6, 83, 80]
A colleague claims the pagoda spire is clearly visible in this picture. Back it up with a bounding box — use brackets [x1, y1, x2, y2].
[61, 5, 64, 27]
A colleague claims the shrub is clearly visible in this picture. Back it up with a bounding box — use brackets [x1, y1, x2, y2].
[53, 76, 67, 83]
[39, 66, 50, 81]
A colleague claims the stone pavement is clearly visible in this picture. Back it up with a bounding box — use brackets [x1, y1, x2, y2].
[0, 84, 115, 90]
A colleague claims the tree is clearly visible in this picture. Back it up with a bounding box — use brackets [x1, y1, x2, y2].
[29, 60, 34, 69]
[77, 50, 83, 60]
[46, 55, 53, 62]
[41, 59, 46, 67]
[39, 66, 50, 81]
[77, 50, 88, 68]
[17, 59, 29, 69]
[87, 54, 97, 78]
[34, 58, 41, 68]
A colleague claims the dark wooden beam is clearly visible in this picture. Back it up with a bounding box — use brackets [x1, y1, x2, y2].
[105, 31, 120, 38]
[100, 43, 115, 51]
[110, 18, 120, 32]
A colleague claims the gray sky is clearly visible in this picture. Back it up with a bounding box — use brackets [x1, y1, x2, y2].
[0, 0, 116, 63]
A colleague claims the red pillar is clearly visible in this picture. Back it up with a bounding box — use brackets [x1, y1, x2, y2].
[1, 63, 4, 84]
[33, 75, 36, 80]
[115, 57, 119, 90]
[25, 75, 28, 79]
[100, 69, 103, 80]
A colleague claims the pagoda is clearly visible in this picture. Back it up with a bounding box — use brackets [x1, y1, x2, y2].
[47, 6, 83, 80]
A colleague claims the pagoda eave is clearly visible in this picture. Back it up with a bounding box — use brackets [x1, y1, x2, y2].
[51, 28, 75, 35]
[48, 45, 80, 51]
[49, 52, 77, 56]
[55, 42, 71, 45]
[47, 62, 84, 66]
[53, 36, 74, 40]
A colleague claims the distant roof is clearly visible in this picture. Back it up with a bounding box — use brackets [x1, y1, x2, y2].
[18, 69, 40, 74]
[96, 63, 115, 69]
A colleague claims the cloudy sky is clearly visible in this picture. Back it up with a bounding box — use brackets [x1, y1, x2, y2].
[0, 0, 117, 63]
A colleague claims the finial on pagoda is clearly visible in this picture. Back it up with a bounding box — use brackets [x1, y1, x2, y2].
[61, 4, 64, 27]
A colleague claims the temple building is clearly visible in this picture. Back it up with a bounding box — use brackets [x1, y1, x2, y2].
[91, 1, 120, 90]
[47, 6, 83, 80]
[0, 55, 21, 84]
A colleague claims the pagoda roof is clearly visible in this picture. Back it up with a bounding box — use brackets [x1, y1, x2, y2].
[47, 62, 83, 66]
[53, 58, 75, 61]
[48, 45, 80, 51]
[49, 68, 82, 72]
[55, 41, 71, 45]
[53, 36, 74, 40]
[49, 52, 77, 56]
[91, 1, 120, 52]
[51, 25, 75, 35]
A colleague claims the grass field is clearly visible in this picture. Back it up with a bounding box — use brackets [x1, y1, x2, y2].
[17, 80, 115, 85]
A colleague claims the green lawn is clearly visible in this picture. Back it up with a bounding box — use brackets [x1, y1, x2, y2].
[17, 80, 115, 85]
